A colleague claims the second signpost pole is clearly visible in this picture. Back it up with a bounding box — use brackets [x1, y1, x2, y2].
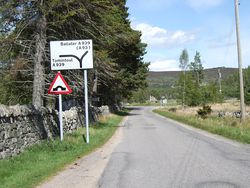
[84, 69, 90, 144]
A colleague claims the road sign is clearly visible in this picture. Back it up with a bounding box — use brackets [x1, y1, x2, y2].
[48, 72, 72, 94]
[50, 40, 93, 70]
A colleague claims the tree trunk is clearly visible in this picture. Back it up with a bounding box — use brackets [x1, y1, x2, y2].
[32, 13, 46, 107]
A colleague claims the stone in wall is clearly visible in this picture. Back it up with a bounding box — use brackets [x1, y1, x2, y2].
[63, 107, 84, 133]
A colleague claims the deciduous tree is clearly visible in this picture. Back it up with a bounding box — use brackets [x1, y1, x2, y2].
[179, 48, 189, 109]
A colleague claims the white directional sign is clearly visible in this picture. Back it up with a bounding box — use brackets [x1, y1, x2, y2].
[50, 40, 93, 70]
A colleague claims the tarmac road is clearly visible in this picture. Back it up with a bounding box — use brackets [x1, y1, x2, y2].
[98, 106, 250, 188]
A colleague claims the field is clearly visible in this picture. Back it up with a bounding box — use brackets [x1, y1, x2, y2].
[154, 100, 250, 143]
[172, 100, 250, 117]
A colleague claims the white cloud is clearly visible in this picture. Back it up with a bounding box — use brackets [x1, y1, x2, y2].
[133, 23, 196, 48]
[186, 0, 224, 9]
[149, 59, 180, 71]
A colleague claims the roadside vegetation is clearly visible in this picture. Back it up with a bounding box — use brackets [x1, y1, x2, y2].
[154, 105, 250, 144]
[0, 113, 125, 188]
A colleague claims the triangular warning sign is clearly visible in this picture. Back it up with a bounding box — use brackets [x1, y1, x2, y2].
[48, 72, 72, 94]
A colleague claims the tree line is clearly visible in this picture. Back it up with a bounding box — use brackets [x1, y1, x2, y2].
[177, 49, 223, 107]
[0, 0, 149, 107]
[130, 49, 250, 106]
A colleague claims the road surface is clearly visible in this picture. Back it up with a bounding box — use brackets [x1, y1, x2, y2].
[98, 106, 250, 188]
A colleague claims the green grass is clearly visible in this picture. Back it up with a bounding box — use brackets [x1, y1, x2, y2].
[154, 109, 250, 144]
[0, 114, 124, 188]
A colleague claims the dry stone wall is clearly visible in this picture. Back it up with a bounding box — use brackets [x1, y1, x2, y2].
[0, 104, 110, 159]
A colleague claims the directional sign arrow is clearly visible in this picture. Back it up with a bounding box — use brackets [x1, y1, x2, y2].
[59, 51, 88, 68]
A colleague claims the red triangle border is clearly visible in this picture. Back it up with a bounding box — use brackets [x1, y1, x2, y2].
[48, 72, 72, 95]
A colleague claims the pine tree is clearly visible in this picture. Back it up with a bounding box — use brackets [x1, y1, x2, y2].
[0, 0, 46, 107]
[0, 0, 148, 106]
[189, 51, 204, 85]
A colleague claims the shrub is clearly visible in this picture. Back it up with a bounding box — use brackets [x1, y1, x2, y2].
[197, 105, 212, 119]
[168, 107, 177, 112]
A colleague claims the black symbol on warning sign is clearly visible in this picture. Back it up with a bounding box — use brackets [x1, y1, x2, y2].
[53, 86, 66, 91]
[59, 51, 88, 68]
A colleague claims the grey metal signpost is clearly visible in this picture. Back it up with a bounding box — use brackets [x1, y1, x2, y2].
[84, 70, 90, 143]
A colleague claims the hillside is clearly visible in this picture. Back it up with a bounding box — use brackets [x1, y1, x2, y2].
[148, 67, 238, 88]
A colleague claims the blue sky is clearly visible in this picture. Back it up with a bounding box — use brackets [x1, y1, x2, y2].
[126, 0, 250, 71]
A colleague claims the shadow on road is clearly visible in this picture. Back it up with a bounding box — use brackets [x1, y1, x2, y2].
[114, 107, 141, 117]
[126, 106, 142, 111]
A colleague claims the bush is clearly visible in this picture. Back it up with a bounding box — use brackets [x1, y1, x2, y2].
[197, 105, 212, 119]
[168, 107, 177, 112]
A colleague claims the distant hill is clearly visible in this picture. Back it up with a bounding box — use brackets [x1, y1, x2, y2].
[148, 67, 238, 88]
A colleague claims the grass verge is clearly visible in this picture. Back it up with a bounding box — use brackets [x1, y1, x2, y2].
[154, 109, 250, 144]
[0, 113, 124, 188]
